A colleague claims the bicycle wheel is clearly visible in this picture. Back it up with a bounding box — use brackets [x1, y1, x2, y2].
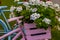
[0, 19, 11, 40]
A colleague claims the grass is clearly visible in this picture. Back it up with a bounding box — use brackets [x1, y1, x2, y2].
[0, 0, 60, 40]
[51, 28, 60, 40]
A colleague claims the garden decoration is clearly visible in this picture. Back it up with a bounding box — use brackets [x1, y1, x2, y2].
[0, 16, 51, 40]
[0, 6, 51, 40]
[0, 1, 51, 40]
[0, 6, 23, 40]
[0, 0, 60, 40]
[16, 0, 60, 29]
[15, 0, 60, 40]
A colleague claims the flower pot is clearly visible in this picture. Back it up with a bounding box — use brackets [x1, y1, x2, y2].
[24, 23, 51, 40]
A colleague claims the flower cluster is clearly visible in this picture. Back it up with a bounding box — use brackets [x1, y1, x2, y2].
[10, 6, 16, 12]
[16, 6, 22, 12]
[14, 0, 60, 29]
[10, 6, 23, 12]
[42, 18, 51, 24]
[30, 8, 37, 12]
[30, 13, 40, 20]
[23, 0, 60, 11]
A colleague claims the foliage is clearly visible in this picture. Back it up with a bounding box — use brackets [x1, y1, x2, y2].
[15, 1, 60, 29]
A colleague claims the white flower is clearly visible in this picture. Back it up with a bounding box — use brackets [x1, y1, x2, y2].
[30, 13, 40, 20]
[35, 0, 40, 5]
[56, 16, 60, 22]
[40, 1, 47, 7]
[29, 0, 40, 5]
[55, 7, 60, 11]
[42, 18, 51, 24]
[30, 8, 37, 12]
[23, 2, 29, 7]
[49, 5, 54, 9]
[54, 4, 60, 9]
[14, 0, 19, 2]
[29, 0, 36, 5]
[16, 6, 22, 12]
[29, 0, 35, 3]
[46, 1, 53, 6]
[23, 2, 30, 10]
[10, 6, 16, 12]
[9, 12, 15, 18]
[26, 6, 30, 10]
[30, 16, 37, 20]
[58, 18, 60, 22]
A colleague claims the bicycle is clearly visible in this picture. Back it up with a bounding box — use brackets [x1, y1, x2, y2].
[0, 2, 51, 40]
[0, 6, 23, 40]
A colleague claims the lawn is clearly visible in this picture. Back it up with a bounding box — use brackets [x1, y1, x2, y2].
[0, 0, 60, 40]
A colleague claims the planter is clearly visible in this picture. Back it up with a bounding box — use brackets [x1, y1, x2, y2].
[24, 23, 51, 40]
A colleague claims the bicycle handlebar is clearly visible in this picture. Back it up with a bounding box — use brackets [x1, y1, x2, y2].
[0, 6, 7, 9]
[0, 6, 10, 13]
[0, 6, 10, 12]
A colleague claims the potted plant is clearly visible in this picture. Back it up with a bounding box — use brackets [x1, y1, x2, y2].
[15, 0, 60, 29]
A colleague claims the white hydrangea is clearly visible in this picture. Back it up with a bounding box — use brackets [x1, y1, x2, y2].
[46, 1, 53, 6]
[14, 0, 19, 2]
[54, 4, 60, 9]
[10, 6, 16, 12]
[42, 18, 51, 24]
[16, 6, 22, 12]
[30, 13, 40, 20]
[30, 8, 37, 12]
[23, 2, 29, 7]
